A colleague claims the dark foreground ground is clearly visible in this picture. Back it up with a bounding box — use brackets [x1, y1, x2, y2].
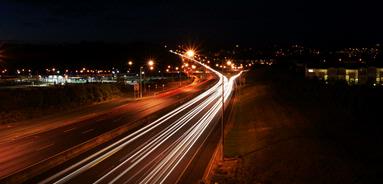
[212, 67, 383, 184]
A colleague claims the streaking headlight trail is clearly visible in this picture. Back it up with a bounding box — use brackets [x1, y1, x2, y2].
[39, 50, 242, 184]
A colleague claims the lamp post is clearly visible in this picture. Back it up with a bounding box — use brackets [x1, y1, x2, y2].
[221, 60, 233, 160]
[175, 67, 181, 86]
[142, 60, 154, 97]
[221, 60, 225, 160]
[139, 66, 143, 98]
[136, 60, 156, 98]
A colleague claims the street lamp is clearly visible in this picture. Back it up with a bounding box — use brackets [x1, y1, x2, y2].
[221, 59, 234, 160]
[128, 61, 133, 66]
[139, 60, 155, 97]
[139, 67, 144, 98]
[186, 50, 195, 58]
[221, 60, 225, 160]
[226, 60, 232, 66]
[148, 60, 154, 67]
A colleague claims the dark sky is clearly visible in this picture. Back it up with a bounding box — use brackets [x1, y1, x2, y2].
[0, 0, 382, 46]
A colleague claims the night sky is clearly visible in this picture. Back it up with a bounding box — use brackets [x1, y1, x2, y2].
[0, 0, 382, 46]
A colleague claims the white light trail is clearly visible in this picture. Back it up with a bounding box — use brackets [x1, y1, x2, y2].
[40, 50, 242, 184]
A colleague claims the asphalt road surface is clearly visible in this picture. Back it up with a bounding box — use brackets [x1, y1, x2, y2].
[0, 76, 215, 181]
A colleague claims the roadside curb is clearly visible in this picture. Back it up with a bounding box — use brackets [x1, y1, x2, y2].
[202, 143, 222, 184]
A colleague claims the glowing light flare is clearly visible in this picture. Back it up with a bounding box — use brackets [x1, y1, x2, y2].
[148, 60, 154, 66]
[186, 50, 195, 58]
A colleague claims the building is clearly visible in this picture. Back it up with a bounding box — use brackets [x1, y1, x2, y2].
[305, 65, 383, 85]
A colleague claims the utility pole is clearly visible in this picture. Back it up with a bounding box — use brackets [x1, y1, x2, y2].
[139, 66, 143, 98]
[221, 61, 225, 160]
[178, 71, 181, 86]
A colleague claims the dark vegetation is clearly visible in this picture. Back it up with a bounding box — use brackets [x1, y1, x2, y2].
[0, 77, 192, 124]
[0, 84, 133, 124]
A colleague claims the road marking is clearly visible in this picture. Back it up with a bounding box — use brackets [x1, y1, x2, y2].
[64, 128, 76, 133]
[82, 129, 94, 134]
[35, 143, 55, 152]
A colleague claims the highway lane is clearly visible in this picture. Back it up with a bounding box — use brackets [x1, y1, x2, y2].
[63, 85, 218, 183]
[30, 55, 242, 184]
[0, 76, 216, 180]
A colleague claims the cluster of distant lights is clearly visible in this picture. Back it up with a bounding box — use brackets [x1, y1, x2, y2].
[170, 48, 253, 71]
[1, 66, 184, 75]
[2, 48, 253, 76]
[45, 68, 117, 75]
[1, 68, 32, 74]
[129, 60, 183, 75]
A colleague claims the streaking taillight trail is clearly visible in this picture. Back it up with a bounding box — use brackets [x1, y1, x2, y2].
[40, 51, 242, 184]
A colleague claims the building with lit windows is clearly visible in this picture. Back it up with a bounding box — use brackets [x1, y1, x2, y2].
[305, 65, 383, 85]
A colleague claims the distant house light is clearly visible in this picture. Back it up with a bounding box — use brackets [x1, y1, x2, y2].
[308, 69, 314, 73]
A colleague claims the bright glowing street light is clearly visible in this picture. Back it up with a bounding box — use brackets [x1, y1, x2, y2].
[186, 50, 195, 58]
[128, 61, 133, 66]
[148, 60, 154, 66]
[149, 66, 154, 70]
[226, 60, 232, 66]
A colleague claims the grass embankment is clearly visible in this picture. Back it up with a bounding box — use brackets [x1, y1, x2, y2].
[212, 67, 382, 183]
[0, 84, 133, 124]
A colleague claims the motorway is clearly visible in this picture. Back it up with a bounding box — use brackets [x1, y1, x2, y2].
[30, 55, 241, 183]
[1, 52, 242, 183]
[0, 75, 215, 181]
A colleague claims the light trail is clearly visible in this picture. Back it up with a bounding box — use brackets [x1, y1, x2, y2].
[39, 50, 242, 184]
